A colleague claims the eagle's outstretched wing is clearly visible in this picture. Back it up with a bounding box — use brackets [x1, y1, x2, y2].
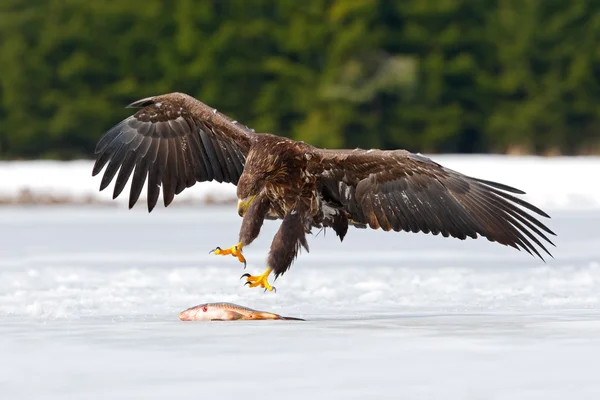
[312, 148, 556, 260]
[92, 93, 256, 211]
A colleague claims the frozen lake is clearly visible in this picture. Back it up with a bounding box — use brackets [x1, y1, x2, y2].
[1, 205, 600, 399]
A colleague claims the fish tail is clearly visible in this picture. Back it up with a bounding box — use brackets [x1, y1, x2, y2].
[279, 316, 305, 321]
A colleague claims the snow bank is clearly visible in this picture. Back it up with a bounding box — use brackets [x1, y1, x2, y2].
[0, 155, 598, 210]
[0, 160, 235, 207]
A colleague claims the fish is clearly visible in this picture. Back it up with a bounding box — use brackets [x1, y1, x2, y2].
[178, 302, 305, 321]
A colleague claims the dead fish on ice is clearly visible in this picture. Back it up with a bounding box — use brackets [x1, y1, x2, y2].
[178, 302, 305, 321]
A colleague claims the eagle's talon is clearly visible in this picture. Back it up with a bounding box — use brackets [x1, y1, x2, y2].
[242, 268, 275, 292]
[211, 242, 246, 266]
[208, 246, 222, 254]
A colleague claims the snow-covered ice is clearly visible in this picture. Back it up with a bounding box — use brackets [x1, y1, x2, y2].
[1, 203, 600, 399]
[1, 154, 599, 210]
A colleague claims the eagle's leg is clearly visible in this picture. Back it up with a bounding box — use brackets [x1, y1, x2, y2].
[242, 206, 309, 293]
[210, 196, 270, 268]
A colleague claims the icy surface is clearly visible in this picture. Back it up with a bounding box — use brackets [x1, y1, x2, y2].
[1, 206, 600, 399]
[1, 154, 599, 209]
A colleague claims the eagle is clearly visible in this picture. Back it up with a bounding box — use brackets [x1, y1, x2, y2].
[92, 92, 556, 292]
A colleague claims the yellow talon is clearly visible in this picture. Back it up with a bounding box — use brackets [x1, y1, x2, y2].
[210, 242, 246, 268]
[241, 268, 275, 293]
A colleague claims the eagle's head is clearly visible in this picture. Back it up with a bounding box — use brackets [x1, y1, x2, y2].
[235, 146, 293, 217]
[236, 169, 266, 217]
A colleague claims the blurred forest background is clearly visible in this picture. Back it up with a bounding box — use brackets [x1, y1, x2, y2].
[1, 0, 600, 160]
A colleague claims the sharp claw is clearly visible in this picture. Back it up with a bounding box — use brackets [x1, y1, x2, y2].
[273, 287, 276, 293]
[243, 260, 247, 269]
[240, 273, 251, 279]
[244, 281, 251, 286]
[209, 246, 221, 254]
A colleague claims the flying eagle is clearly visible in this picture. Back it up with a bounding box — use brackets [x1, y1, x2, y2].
[92, 92, 556, 292]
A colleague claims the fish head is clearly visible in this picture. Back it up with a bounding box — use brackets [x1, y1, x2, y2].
[178, 303, 246, 321]
[178, 304, 207, 321]
[178, 304, 225, 321]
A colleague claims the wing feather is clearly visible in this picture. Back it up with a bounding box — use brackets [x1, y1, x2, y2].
[92, 93, 255, 211]
[113, 147, 138, 199]
[162, 138, 179, 207]
[312, 149, 556, 261]
[99, 142, 129, 191]
[198, 127, 225, 183]
[148, 138, 169, 209]
[185, 128, 211, 182]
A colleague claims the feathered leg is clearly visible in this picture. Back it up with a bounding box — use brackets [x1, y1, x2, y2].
[242, 206, 309, 292]
[239, 196, 271, 246]
[268, 209, 309, 280]
[210, 196, 270, 268]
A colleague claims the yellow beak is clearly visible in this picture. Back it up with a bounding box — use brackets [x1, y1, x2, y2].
[237, 195, 256, 217]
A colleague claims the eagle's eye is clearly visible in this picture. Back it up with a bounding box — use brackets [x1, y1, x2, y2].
[249, 178, 265, 196]
[237, 174, 265, 200]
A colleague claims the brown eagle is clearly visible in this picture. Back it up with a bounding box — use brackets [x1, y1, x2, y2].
[92, 92, 556, 292]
